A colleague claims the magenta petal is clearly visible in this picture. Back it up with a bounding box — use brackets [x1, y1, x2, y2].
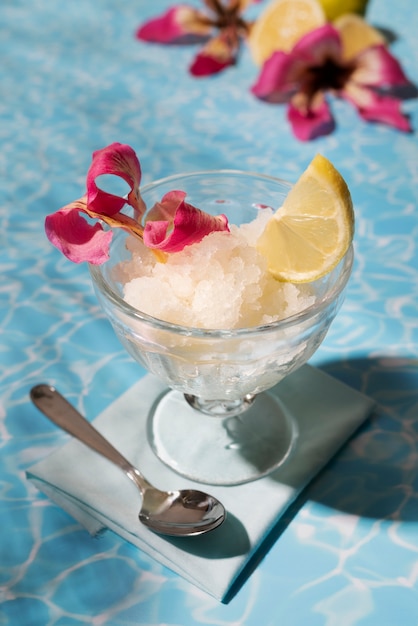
[190, 50, 234, 76]
[353, 45, 413, 88]
[146, 190, 187, 222]
[293, 24, 342, 65]
[288, 97, 335, 141]
[344, 86, 411, 132]
[143, 197, 229, 252]
[251, 51, 298, 103]
[136, 6, 209, 44]
[190, 31, 237, 76]
[45, 208, 113, 264]
[360, 96, 411, 131]
[86, 143, 142, 216]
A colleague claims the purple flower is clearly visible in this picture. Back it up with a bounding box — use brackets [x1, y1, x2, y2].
[251, 23, 414, 140]
[136, 0, 260, 77]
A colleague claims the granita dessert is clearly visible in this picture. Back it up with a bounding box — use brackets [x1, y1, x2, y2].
[116, 209, 316, 330]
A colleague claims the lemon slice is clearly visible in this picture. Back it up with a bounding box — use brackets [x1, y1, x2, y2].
[318, 0, 369, 21]
[248, 0, 326, 65]
[334, 13, 386, 61]
[257, 155, 354, 282]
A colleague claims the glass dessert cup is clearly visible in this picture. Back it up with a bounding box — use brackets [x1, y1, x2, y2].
[90, 171, 354, 486]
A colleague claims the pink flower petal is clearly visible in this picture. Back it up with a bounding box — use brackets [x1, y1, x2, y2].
[146, 190, 186, 222]
[190, 31, 236, 76]
[293, 24, 342, 65]
[45, 194, 147, 264]
[143, 191, 229, 252]
[343, 84, 411, 131]
[86, 142, 143, 217]
[190, 50, 234, 76]
[352, 44, 412, 89]
[136, 6, 210, 44]
[45, 201, 113, 264]
[251, 50, 302, 102]
[288, 94, 335, 140]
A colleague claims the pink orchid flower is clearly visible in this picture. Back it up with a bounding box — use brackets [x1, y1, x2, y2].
[45, 143, 229, 264]
[136, 0, 260, 77]
[251, 23, 414, 141]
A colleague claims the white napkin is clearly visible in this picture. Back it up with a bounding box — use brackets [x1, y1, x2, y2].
[27, 365, 374, 602]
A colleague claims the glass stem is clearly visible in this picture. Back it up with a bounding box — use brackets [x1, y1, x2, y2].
[183, 393, 256, 417]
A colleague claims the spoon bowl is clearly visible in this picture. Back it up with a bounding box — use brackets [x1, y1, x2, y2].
[30, 384, 226, 537]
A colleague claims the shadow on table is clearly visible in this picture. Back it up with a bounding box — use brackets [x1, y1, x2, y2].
[223, 356, 418, 602]
[275, 355, 418, 527]
[308, 356, 418, 522]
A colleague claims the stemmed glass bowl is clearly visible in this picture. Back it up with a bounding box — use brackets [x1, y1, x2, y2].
[90, 171, 353, 485]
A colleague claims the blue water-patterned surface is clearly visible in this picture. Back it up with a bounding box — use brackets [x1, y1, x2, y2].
[1, 0, 418, 623]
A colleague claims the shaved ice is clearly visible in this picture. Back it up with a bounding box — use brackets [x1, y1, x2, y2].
[116, 210, 316, 330]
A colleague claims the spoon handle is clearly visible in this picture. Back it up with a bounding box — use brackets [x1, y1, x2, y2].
[30, 384, 150, 493]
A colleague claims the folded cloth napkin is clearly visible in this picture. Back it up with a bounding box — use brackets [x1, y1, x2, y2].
[27, 365, 374, 602]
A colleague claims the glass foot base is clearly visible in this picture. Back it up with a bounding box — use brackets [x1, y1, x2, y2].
[148, 390, 298, 486]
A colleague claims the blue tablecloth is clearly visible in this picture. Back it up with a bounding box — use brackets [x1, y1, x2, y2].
[1, 0, 418, 624]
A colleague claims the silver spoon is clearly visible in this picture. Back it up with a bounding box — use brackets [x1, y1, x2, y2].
[30, 384, 226, 537]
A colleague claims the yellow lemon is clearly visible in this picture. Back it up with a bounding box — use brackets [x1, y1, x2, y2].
[248, 0, 326, 65]
[257, 155, 354, 282]
[318, 0, 369, 21]
[334, 13, 386, 61]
